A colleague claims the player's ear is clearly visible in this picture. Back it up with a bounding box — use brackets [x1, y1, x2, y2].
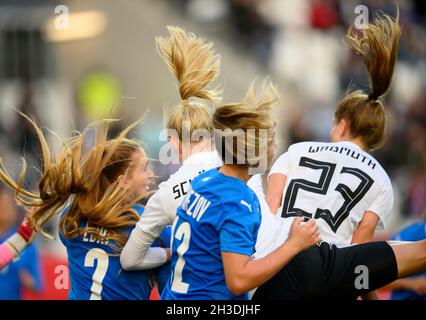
[338, 118, 350, 138]
[117, 175, 130, 189]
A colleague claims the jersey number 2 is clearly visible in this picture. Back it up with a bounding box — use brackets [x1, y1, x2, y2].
[171, 219, 191, 293]
[281, 157, 374, 232]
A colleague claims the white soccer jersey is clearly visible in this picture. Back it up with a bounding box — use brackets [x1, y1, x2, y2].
[247, 174, 293, 260]
[136, 151, 223, 238]
[269, 141, 393, 247]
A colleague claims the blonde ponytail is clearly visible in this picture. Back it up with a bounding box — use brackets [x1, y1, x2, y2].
[156, 26, 220, 104]
[213, 81, 278, 167]
[156, 26, 221, 140]
[335, 10, 401, 151]
[346, 10, 400, 102]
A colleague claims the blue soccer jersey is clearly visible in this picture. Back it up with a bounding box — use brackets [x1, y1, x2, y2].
[0, 227, 43, 300]
[161, 168, 261, 300]
[390, 221, 426, 300]
[152, 225, 172, 295]
[60, 205, 159, 300]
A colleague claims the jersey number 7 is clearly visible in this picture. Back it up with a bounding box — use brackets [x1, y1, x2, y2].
[281, 157, 374, 232]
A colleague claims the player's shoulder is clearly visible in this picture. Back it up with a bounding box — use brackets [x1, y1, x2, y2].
[163, 164, 194, 185]
[191, 168, 230, 192]
[288, 141, 325, 151]
[154, 165, 195, 199]
[222, 180, 259, 216]
[193, 169, 254, 202]
[378, 167, 392, 190]
[363, 154, 391, 188]
[247, 174, 262, 193]
[184, 150, 223, 170]
[163, 154, 214, 185]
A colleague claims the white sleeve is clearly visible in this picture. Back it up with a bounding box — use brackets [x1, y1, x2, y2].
[6, 233, 28, 255]
[367, 181, 393, 230]
[120, 183, 175, 271]
[120, 227, 167, 270]
[137, 184, 174, 236]
[268, 152, 289, 178]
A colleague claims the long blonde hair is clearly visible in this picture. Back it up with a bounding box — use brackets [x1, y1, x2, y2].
[335, 10, 401, 150]
[156, 26, 220, 141]
[0, 115, 146, 251]
[213, 81, 278, 168]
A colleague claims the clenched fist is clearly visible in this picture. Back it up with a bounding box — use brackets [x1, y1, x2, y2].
[287, 217, 321, 252]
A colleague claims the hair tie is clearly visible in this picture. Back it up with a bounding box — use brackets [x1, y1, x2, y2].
[182, 99, 190, 107]
[368, 92, 376, 101]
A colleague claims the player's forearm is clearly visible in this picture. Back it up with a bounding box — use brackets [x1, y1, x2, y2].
[382, 279, 413, 291]
[361, 291, 379, 300]
[351, 226, 374, 244]
[266, 173, 286, 215]
[0, 242, 15, 270]
[351, 211, 380, 244]
[120, 226, 167, 270]
[227, 241, 300, 295]
[0, 233, 28, 270]
[265, 193, 281, 215]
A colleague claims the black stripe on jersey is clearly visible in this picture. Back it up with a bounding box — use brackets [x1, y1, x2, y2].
[281, 157, 336, 220]
[281, 157, 374, 233]
[314, 167, 374, 232]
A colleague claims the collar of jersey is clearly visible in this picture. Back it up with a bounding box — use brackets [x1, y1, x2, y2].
[214, 167, 248, 187]
[183, 150, 221, 166]
[337, 140, 363, 151]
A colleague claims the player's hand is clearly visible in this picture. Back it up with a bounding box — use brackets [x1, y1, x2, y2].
[287, 217, 321, 252]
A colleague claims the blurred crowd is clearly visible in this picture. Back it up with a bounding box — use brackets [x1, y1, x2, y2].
[167, 0, 426, 220]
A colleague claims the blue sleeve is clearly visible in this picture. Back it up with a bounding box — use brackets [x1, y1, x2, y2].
[19, 243, 43, 292]
[154, 262, 171, 295]
[133, 204, 145, 216]
[391, 223, 426, 242]
[219, 200, 260, 256]
[153, 226, 172, 293]
[159, 225, 172, 248]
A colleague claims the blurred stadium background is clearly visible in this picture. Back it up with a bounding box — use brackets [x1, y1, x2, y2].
[0, 0, 424, 299]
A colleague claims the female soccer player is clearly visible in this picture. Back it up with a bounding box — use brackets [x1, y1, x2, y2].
[120, 26, 223, 274]
[161, 82, 321, 300]
[162, 79, 426, 300]
[0, 216, 34, 271]
[248, 124, 426, 300]
[0, 115, 167, 299]
[0, 188, 42, 299]
[267, 12, 400, 247]
[249, 12, 426, 300]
